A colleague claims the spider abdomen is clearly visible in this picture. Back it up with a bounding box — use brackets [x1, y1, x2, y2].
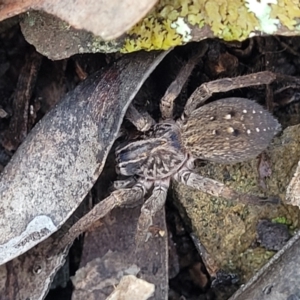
[181, 97, 281, 163]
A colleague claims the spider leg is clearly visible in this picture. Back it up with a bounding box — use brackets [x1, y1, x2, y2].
[114, 178, 148, 208]
[183, 71, 277, 118]
[160, 44, 208, 120]
[126, 104, 156, 132]
[174, 168, 280, 205]
[58, 184, 146, 249]
[113, 177, 137, 189]
[135, 179, 169, 246]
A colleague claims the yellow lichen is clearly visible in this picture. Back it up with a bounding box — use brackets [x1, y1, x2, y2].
[270, 0, 300, 30]
[121, 0, 300, 53]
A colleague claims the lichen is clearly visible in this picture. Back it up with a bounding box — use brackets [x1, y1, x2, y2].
[270, 0, 300, 30]
[245, 0, 280, 34]
[121, 0, 300, 53]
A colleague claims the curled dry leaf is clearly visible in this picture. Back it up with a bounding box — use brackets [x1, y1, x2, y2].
[0, 232, 68, 300]
[0, 50, 169, 266]
[0, 0, 158, 40]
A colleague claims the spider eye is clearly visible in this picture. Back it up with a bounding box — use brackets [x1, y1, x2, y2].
[232, 129, 240, 137]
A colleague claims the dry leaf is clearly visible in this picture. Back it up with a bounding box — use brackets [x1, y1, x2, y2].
[0, 50, 168, 266]
[0, 0, 158, 40]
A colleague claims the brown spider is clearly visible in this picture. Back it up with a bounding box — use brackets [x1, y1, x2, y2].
[114, 97, 280, 243]
[59, 56, 281, 248]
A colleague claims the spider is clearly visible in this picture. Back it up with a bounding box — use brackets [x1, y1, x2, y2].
[60, 56, 281, 247]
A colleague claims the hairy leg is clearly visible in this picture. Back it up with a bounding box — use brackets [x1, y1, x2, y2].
[135, 180, 169, 246]
[113, 177, 137, 189]
[183, 71, 277, 118]
[160, 44, 208, 120]
[173, 168, 280, 205]
[58, 184, 146, 249]
[126, 104, 156, 132]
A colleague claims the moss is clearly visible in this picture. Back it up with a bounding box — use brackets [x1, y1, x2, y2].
[172, 125, 300, 282]
[271, 216, 290, 225]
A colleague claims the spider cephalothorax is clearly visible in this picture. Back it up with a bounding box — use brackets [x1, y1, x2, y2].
[116, 122, 187, 180]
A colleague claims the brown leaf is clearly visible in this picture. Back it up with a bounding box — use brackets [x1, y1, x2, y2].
[0, 50, 168, 266]
[0, 230, 69, 300]
[0, 0, 158, 40]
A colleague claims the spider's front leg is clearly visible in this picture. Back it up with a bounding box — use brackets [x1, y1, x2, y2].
[135, 179, 169, 246]
[58, 184, 146, 249]
[159, 45, 207, 120]
[174, 167, 279, 205]
[183, 71, 276, 117]
[126, 104, 156, 132]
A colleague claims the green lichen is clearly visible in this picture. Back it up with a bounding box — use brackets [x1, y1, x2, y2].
[271, 216, 290, 225]
[271, 0, 300, 30]
[120, 0, 300, 53]
[121, 0, 203, 53]
[88, 36, 121, 54]
[121, 0, 259, 52]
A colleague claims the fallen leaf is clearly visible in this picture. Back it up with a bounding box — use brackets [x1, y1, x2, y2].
[0, 50, 168, 266]
[0, 0, 158, 40]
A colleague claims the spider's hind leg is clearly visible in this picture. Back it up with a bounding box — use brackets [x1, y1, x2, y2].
[174, 168, 280, 205]
[183, 71, 277, 117]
